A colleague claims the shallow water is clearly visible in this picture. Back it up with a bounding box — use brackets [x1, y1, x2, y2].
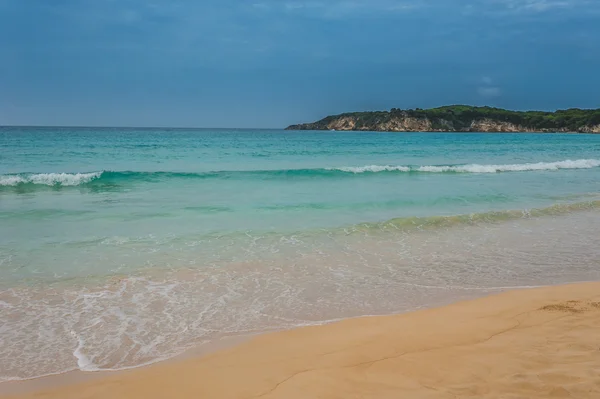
[1, 127, 600, 381]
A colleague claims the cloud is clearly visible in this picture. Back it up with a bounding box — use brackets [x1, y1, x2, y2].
[478, 86, 502, 97]
[491, 0, 591, 13]
[1, 0, 599, 127]
[455, 0, 600, 19]
[250, 0, 421, 18]
[476, 76, 502, 97]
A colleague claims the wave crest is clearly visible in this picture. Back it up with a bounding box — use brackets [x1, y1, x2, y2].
[332, 159, 600, 174]
[1, 159, 598, 190]
[0, 172, 102, 187]
[332, 165, 411, 173]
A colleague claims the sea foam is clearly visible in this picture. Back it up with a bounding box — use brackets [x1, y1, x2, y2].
[1, 159, 599, 188]
[332, 159, 600, 174]
[71, 332, 98, 372]
[333, 165, 411, 173]
[0, 172, 102, 186]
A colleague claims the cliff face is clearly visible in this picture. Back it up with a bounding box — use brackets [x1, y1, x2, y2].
[468, 119, 541, 133]
[580, 124, 600, 133]
[286, 106, 600, 133]
[321, 115, 434, 131]
[287, 115, 600, 133]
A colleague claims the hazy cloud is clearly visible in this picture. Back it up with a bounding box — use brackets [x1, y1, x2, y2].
[476, 76, 502, 97]
[1, 0, 598, 126]
[491, 0, 592, 12]
[478, 86, 502, 97]
[249, 0, 421, 18]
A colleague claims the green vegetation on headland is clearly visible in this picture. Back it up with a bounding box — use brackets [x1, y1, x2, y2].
[286, 105, 600, 133]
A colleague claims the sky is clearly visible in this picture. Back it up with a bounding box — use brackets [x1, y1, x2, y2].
[1, 0, 599, 128]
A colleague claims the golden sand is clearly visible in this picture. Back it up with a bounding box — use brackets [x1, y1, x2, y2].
[4, 282, 600, 398]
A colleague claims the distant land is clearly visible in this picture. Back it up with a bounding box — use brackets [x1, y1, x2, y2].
[286, 105, 600, 133]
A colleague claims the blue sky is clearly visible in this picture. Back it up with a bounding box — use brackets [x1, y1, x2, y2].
[1, 0, 599, 127]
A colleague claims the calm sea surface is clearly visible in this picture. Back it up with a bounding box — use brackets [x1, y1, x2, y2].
[1, 127, 600, 381]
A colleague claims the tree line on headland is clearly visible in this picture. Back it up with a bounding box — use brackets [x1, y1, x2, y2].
[285, 105, 600, 133]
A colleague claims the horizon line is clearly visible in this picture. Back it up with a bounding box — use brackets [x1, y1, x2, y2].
[0, 125, 284, 130]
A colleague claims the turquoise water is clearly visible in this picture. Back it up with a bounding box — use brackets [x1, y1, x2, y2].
[2, 127, 600, 381]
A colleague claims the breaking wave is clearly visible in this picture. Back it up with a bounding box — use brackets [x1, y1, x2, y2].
[1, 159, 599, 191]
[332, 159, 600, 174]
[0, 172, 102, 187]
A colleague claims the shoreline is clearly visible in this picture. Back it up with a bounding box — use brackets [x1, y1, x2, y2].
[0, 333, 256, 396]
[0, 290, 483, 394]
[3, 281, 600, 398]
[0, 280, 563, 394]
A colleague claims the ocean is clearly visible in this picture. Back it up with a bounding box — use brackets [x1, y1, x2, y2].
[1, 127, 600, 382]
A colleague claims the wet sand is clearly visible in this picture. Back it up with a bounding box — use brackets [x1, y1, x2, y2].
[3, 282, 600, 399]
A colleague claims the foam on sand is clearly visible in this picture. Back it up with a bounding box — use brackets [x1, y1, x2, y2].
[4, 282, 600, 398]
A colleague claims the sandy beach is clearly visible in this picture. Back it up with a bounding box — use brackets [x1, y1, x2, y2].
[2, 282, 599, 399]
